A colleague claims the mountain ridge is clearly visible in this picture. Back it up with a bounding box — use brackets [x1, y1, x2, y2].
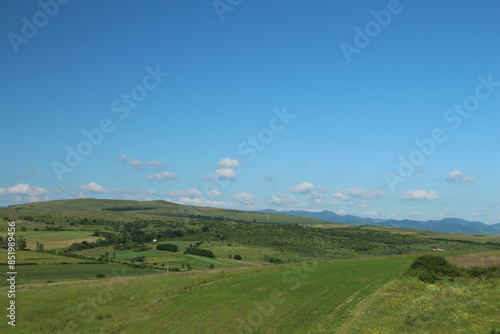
[257, 209, 500, 235]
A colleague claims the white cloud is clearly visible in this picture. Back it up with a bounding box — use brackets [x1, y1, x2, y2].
[234, 192, 256, 204]
[27, 169, 37, 175]
[177, 197, 228, 208]
[289, 182, 315, 194]
[332, 192, 350, 200]
[145, 171, 176, 181]
[266, 194, 301, 205]
[120, 154, 165, 170]
[358, 200, 370, 208]
[111, 189, 159, 201]
[148, 161, 165, 168]
[163, 188, 202, 198]
[0, 183, 50, 196]
[446, 170, 476, 184]
[119, 154, 145, 170]
[333, 187, 383, 200]
[401, 189, 440, 200]
[208, 189, 222, 197]
[80, 182, 107, 193]
[217, 158, 241, 169]
[215, 168, 236, 180]
[337, 209, 349, 215]
[266, 172, 276, 181]
[307, 191, 323, 200]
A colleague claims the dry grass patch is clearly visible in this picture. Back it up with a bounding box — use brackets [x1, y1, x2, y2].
[449, 253, 500, 268]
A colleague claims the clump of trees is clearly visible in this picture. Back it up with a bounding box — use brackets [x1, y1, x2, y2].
[184, 248, 215, 258]
[157, 243, 178, 252]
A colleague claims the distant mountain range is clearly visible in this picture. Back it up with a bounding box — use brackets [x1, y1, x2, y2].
[258, 209, 500, 235]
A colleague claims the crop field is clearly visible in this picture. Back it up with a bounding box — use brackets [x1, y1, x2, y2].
[76, 242, 260, 270]
[0, 254, 417, 333]
[16, 231, 101, 250]
[0, 263, 162, 287]
[0, 249, 94, 265]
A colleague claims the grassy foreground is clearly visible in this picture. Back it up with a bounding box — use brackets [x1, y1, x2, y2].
[1, 255, 416, 333]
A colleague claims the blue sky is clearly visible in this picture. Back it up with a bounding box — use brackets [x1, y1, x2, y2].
[1, 0, 499, 223]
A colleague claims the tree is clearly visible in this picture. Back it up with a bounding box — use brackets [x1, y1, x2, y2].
[157, 243, 178, 252]
[184, 248, 215, 258]
[16, 236, 27, 250]
[233, 255, 242, 261]
[209, 264, 215, 269]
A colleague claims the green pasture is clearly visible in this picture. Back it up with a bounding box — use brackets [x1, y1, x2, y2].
[0, 263, 162, 287]
[0, 254, 417, 333]
[16, 230, 100, 250]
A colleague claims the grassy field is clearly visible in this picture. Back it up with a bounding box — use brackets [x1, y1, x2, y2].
[0, 263, 162, 287]
[0, 249, 95, 265]
[16, 230, 101, 250]
[1, 198, 325, 225]
[0, 251, 497, 333]
[342, 276, 500, 333]
[0, 255, 417, 333]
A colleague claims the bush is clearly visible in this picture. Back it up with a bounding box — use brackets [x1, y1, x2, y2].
[184, 248, 215, 258]
[156, 243, 178, 252]
[233, 255, 242, 260]
[95, 273, 105, 278]
[406, 255, 459, 283]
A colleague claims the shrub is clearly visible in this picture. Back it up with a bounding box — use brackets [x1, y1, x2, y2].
[233, 255, 242, 260]
[156, 243, 178, 252]
[184, 248, 215, 258]
[406, 254, 460, 283]
[95, 273, 105, 278]
[467, 266, 500, 278]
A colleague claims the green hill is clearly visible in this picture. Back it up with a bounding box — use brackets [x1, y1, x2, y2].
[1, 198, 327, 225]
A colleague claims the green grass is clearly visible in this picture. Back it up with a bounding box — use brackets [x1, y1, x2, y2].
[342, 276, 500, 333]
[0, 263, 162, 286]
[2, 198, 325, 225]
[0, 249, 94, 265]
[0, 255, 417, 333]
[16, 230, 100, 249]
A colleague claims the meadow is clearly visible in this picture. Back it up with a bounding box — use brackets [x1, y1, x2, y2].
[0, 199, 499, 333]
[342, 253, 500, 333]
[0, 255, 418, 333]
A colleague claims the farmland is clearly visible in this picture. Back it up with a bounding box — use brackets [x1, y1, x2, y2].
[0, 199, 499, 333]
